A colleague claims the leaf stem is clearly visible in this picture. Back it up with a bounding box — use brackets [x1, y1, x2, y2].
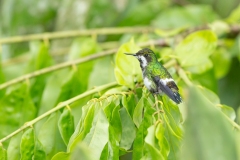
[0, 82, 118, 143]
[0, 27, 155, 44]
[221, 111, 240, 131]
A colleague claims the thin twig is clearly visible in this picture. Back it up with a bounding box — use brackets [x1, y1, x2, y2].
[0, 39, 167, 90]
[0, 82, 118, 143]
[0, 27, 155, 44]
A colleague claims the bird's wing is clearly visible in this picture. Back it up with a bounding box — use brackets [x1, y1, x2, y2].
[152, 75, 182, 104]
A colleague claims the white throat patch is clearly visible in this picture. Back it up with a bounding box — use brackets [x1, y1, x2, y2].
[138, 56, 147, 68]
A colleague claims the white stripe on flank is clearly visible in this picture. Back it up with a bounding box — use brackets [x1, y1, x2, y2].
[160, 78, 174, 85]
[144, 77, 152, 90]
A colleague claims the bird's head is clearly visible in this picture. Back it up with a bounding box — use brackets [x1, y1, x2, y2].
[125, 48, 157, 68]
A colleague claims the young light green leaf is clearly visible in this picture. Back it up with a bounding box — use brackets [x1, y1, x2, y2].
[58, 107, 75, 145]
[114, 39, 142, 88]
[119, 107, 136, 151]
[51, 152, 70, 160]
[180, 86, 238, 160]
[20, 128, 35, 160]
[175, 30, 217, 74]
[0, 143, 7, 160]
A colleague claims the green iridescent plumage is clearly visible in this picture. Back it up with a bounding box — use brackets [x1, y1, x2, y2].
[125, 48, 182, 104]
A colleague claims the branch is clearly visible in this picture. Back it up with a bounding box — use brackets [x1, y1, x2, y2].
[0, 27, 155, 44]
[0, 82, 118, 143]
[0, 48, 118, 90]
[0, 39, 167, 90]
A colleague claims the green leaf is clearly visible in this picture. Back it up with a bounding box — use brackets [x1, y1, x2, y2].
[122, 94, 136, 118]
[38, 112, 66, 159]
[176, 30, 217, 74]
[0, 82, 36, 140]
[155, 123, 170, 159]
[33, 138, 46, 160]
[217, 104, 236, 121]
[110, 104, 122, 142]
[68, 103, 95, 151]
[211, 47, 231, 78]
[7, 133, 22, 160]
[161, 96, 182, 159]
[70, 143, 95, 160]
[0, 143, 7, 160]
[155, 27, 186, 37]
[153, 5, 218, 29]
[25, 41, 53, 73]
[118, 0, 170, 26]
[68, 38, 98, 93]
[180, 86, 238, 160]
[82, 109, 109, 159]
[88, 56, 115, 89]
[51, 152, 70, 160]
[114, 39, 142, 88]
[56, 69, 80, 103]
[198, 86, 220, 105]
[0, 58, 5, 97]
[143, 125, 164, 159]
[58, 107, 75, 145]
[119, 107, 136, 151]
[20, 128, 35, 160]
[133, 96, 144, 128]
[26, 41, 53, 107]
[133, 97, 155, 160]
[37, 72, 63, 116]
[226, 4, 240, 23]
[191, 68, 218, 93]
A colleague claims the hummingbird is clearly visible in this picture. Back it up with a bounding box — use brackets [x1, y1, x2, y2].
[125, 48, 182, 104]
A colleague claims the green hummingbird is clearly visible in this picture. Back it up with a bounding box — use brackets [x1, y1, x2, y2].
[125, 48, 182, 104]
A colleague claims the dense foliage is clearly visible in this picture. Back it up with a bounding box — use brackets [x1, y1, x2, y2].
[0, 0, 240, 160]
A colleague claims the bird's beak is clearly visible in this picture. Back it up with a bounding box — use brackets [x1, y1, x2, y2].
[124, 53, 137, 56]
